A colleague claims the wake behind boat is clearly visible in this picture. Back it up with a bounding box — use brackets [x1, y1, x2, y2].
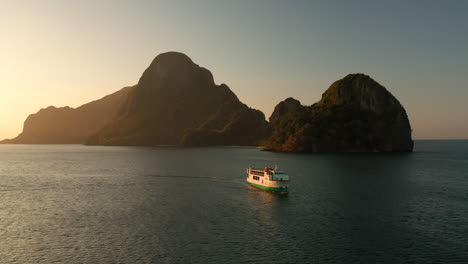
[246, 167, 289, 193]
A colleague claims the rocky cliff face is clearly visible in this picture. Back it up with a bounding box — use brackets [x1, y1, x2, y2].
[86, 52, 268, 146]
[263, 74, 413, 152]
[268, 97, 304, 126]
[2, 87, 133, 144]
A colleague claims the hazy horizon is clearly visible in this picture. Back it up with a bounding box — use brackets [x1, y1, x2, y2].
[1, 0, 467, 140]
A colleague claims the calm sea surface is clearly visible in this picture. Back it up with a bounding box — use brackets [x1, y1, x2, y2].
[0, 141, 467, 264]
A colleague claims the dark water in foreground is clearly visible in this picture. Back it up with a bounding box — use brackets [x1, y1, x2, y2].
[0, 141, 467, 264]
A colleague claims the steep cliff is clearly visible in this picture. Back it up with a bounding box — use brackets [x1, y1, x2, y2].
[86, 52, 268, 146]
[263, 74, 413, 152]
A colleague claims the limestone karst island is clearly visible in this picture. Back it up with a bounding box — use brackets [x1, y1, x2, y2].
[1, 52, 413, 152]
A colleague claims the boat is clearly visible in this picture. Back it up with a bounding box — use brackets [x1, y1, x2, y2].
[246, 167, 289, 193]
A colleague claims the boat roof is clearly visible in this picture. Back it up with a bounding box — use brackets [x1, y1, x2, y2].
[248, 167, 287, 173]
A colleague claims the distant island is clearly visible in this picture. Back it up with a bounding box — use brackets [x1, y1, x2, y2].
[1, 52, 413, 152]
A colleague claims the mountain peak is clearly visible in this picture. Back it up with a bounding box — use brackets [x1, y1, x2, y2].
[150, 51, 195, 67]
[87, 52, 267, 146]
[319, 73, 399, 113]
[138, 51, 213, 91]
[269, 97, 303, 125]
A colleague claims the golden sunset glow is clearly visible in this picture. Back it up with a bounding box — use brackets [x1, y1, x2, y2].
[1, 1, 467, 140]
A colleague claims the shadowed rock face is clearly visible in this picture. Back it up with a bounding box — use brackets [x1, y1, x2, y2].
[1, 87, 133, 144]
[263, 74, 413, 152]
[1, 52, 267, 146]
[86, 52, 268, 146]
[269, 97, 303, 126]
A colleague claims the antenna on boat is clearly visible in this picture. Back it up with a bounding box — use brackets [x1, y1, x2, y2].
[275, 164, 278, 170]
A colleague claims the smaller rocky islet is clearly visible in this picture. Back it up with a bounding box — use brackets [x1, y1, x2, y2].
[263, 74, 413, 152]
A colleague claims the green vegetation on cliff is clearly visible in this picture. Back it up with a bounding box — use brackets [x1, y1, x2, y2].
[263, 74, 413, 152]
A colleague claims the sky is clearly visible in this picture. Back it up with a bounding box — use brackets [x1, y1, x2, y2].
[1, 0, 467, 140]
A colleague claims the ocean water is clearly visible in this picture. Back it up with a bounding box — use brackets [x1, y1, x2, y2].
[0, 141, 467, 264]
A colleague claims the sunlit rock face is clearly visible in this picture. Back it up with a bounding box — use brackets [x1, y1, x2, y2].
[1, 87, 133, 144]
[87, 52, 268, 146]
[263, 74, 413, 152]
